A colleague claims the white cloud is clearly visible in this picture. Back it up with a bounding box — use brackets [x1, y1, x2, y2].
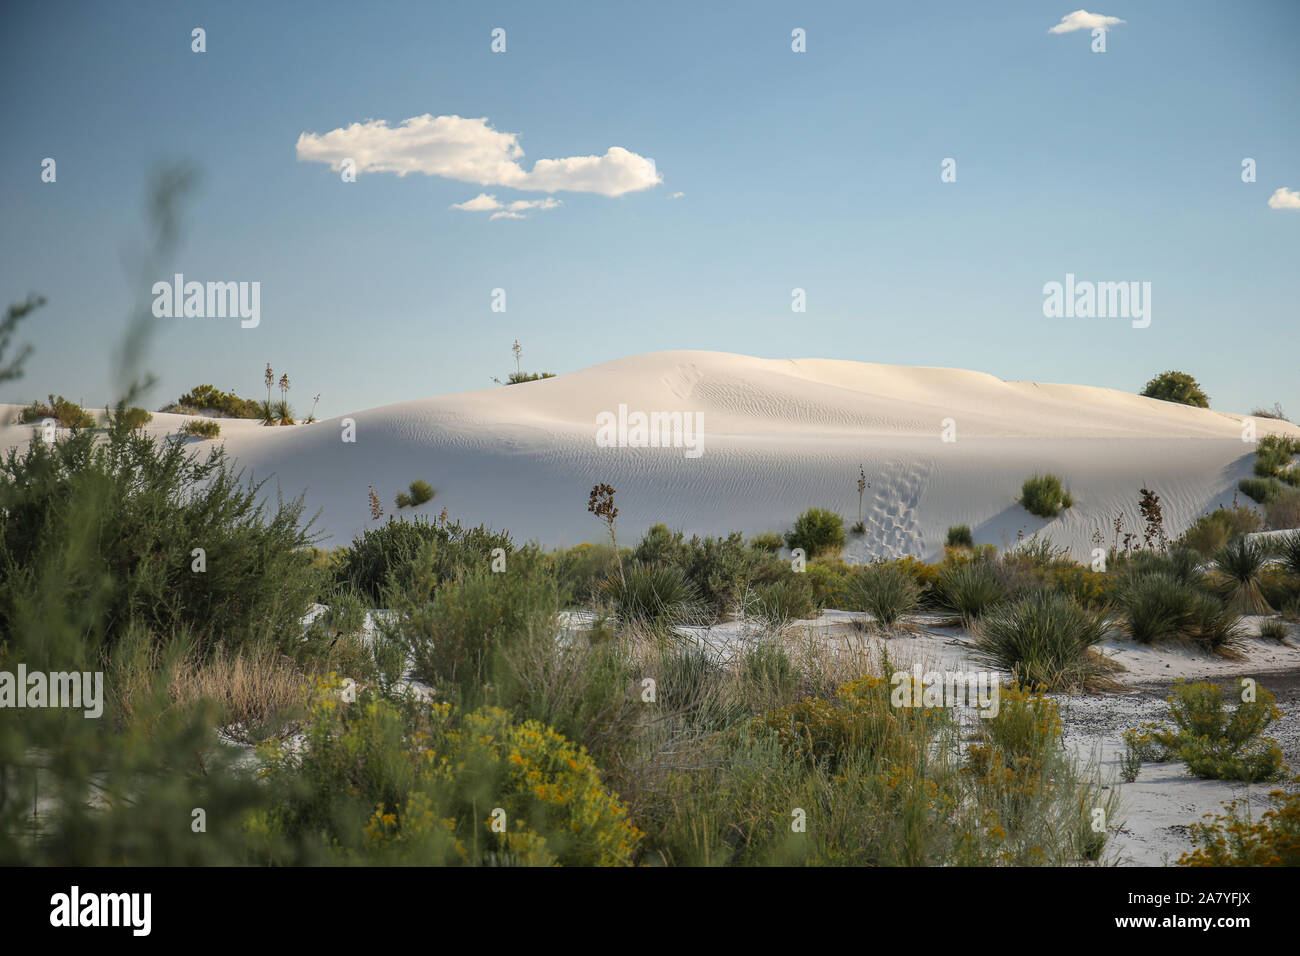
[670, 191, 684, 199]
[1267, 187, 1300, 210]
[450, 193, 502, 212]
[297, 114, 661, 197]
[451, 194, 562, 221]
[1048, 9, 1125, 33]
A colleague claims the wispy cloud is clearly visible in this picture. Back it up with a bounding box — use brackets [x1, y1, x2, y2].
[451, 193, 562, 221]
[1267, 187, 1300, 210]
[1048, 9, 1125, 34]
[297, 114, 660, 197]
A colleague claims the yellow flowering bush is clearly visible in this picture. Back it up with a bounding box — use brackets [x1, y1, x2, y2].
[1179, 781, 1300, 866]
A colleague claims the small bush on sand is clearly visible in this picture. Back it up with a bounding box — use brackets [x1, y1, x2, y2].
[937, 560, 1007, 625]
[1176, 502, 1262, 555]
[972, 591, 1113, 691]
[1141, 370, 1209, 408]
[18, 394, 96, 428]
[1123, 679, 1285, 783]
[850, 561, 921, 632]
[1020, 474, 1072, 518]
[108, 405, 152, 429]
[601, 561, 699, 630]
[946, 524, 974, 548]
[396, 478, 436, 509]
[1258, 618, 1289, 641]
[784, 507, 845, 558]
[1265, 488, 1300, 530]
[164, 384, 261, 419]
[1118, 573, 1243, 652]
[751, 577, 817, 629]
[181, 418, 220, 438]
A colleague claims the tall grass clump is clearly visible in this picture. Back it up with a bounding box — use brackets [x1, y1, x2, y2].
[1117, 573, 1243, 652]
[850, 561, 921, 632]
[972, 591, 1113, 691]
[937, 560, 1008, 626]
[600, 561, 699, 630]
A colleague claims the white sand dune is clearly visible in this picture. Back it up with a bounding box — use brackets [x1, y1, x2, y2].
[4, 350, 1297, 558]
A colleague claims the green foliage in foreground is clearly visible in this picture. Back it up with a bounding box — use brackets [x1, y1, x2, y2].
[1124, 679, 1286, 783]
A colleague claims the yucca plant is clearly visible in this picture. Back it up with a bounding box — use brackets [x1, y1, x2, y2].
[1276, 531, 1300, 578]
[851, 561, 921, 632]
[973, 590, 1113, 691]
[1212, 537, 1274, 615]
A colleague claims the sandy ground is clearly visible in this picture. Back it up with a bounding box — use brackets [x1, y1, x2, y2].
[5, 350, 1298, 559]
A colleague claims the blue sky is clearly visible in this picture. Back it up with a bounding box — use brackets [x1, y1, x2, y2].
[2, 1, 1297, 419]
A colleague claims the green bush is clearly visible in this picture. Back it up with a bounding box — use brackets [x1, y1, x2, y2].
[601, 561, 699, 629]
[18, 394, 96, 428]
[108, 405, 153, 429]
[1020, 474, 1071, 518]
[1252, 435, 1300, 478]
[1118, 573, 1243, 652]
[633, 523, 689, 566]
[1265, 488, 1300, 530]
[850, 561, 921, 631]
[972, 590, 1112, 691]
[1123, 679, 1285, 782]
[181, 418, 221, 438]
[0, 418, 321, 659]
[553, 542, 621, 606]
[946, 524, 974, 548]
[751, 576, 817, 628]
[1258, 618, 1289, 641]
[165, 384, 261, 418]
[1176, 503, 1262, 555]
[784, 507, 845, 557]
[332, 517, 513, 606]
[395, 478, 435, 509]
[1141, 370, 1209, 408]
[385, 545, 559, 708]
[748, 531, 785, 555]
[1239, 476, 1285, 505]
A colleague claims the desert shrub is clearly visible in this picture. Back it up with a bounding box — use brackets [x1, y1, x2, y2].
[1253, 435, 1300, 478]
[1176, 502, 1263, 555]
[677, 532, 769, 619]
[1258, 618, 1289, 641]
[181, 418, 220, 438]
[1020, 474, 1071, 518]
[1141, 370, 1209, 408]
[1265, 488, 1300, 530]
[251, 686, 641, 865]
[1117, 573, 1243, 651]
[632, 523, 689, 565]
[892, 555, 942, 607]
[1122, 679, 1285, 783]
[506, 371, 556, 384]
[553, 542, 621, 606]
[108, 405, 152, 429]
[395, 478, 435, 509]
[1046, 565, 1116, 608]
[751, 576, 817, 628]
[600, 561, 699, 630]
[1277, 532, 1300, 577]
[385, 545, 559, 708]
[18, 393, 96, 428]
[0, 418, 321, 659]
[937, 561, 1008, 625]
[972, 591, 1112, 691]
[784, 507, 845, 558]
[758, 673, 948, 773]
[165, 384, 261, 418]
[1180, 783, 1300, 866]
[748, 531, 785, 555]
[850, 561, 921, 631]
[1212, 536, 1274, 615]
[1119, 547, 1204, 586]
[946, 524, 973, 548]
[273, 399, 295, 425]
[332, 517, 513, 606]
[1239, 476, 1285, 505]
[803, 561, 852, 609]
